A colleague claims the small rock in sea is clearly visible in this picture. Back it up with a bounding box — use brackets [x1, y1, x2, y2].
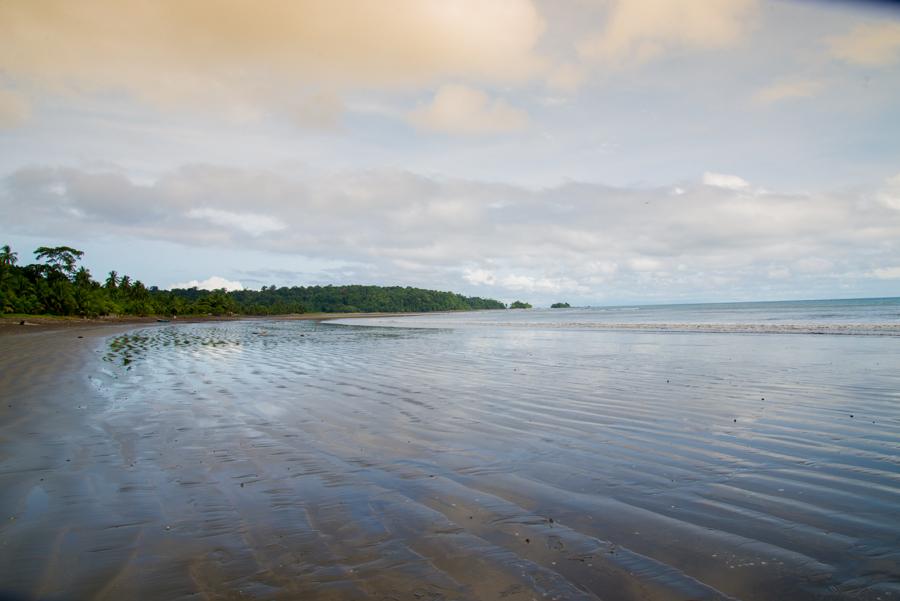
[850, 414, 854, 418]
[78, 335, 83, 339]
[525, 538, 530, 544]
[733, 419, 737, 423]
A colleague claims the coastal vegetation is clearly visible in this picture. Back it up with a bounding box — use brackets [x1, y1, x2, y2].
[550, 302, 570, 308]
[0, 244, 507, 317]
[509, 300, 532, 309]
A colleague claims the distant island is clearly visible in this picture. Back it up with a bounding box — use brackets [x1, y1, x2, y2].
[0, 244, 508, 317]
[509, 300, 532, 309]
[550, 302, 570, 308]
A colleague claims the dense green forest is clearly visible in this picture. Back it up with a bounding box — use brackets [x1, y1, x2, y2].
[0, 244, 507, 317]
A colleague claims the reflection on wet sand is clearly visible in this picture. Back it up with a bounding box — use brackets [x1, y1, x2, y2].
[1, 321, 898, 600]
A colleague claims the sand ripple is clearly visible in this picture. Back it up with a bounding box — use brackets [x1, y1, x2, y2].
[1, 321, 898, 600]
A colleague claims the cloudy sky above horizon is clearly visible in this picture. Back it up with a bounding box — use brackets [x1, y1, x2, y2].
[2, 0, 900, 305]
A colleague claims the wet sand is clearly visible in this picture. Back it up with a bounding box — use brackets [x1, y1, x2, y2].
[1, 320, 898, 600]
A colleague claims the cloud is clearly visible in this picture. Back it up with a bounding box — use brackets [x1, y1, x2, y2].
[829, 22, 900, 67]
[464, 269, 586, 294]
[702, 172, 750, 190]
[187, 208, 286, 236]
[578, 0, 757, 67]
[753, 79, 823, 105]
[464, 268, 497, 286]
[546, 62, 586, 93]
[170, 276, 244, 291]
[870, 266, 900, 280]
[3, 164, 900, 302]
[0, 89, 30, 128]
[0, 0, 545, 120]
[409, 84, 529, 135]
[289, 92, 344, 130]
[877, 173, 900, 210]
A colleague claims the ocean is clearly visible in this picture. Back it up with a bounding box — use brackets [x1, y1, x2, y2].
[335, 296, 900, 334]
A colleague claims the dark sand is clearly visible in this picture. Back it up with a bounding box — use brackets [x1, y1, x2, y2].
[1, 320, 898, 600]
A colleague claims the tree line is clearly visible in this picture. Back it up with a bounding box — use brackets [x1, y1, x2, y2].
[0, 244, 508, 317]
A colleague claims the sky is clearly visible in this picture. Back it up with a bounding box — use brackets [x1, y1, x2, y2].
[2, 0, 900, 306]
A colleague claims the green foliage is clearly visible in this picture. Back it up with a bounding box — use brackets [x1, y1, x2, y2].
[550, 302, 570, 308]
[509, 300, 532, 309]
[34, 246, 85, 278]
[0, 243, 507, 317]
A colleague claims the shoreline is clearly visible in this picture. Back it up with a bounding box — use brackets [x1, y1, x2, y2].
[0, 311, 428, 337]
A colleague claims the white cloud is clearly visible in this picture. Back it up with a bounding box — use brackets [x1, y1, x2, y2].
[579, 0, 757, 67]
[187, 208, 286, 236]
[465, 268, 587, 294]
[702, 172, 750, 190]
[877, 173, 900, 210]
[753, 79, 823, 105]
[4, 165, 900, 301]
[464, 268, 497, 286]
[829, 22, 900, 67]
[546, 62, 586, 92]
[409, 84, 529, 135]
[628, 257, 664, 272]
[0, 88, 30, 128]
[794, 257, 832, 274]
[289, 91, 344, 130]
[870, 267, 900, 280]
[170, 276, 244, 291]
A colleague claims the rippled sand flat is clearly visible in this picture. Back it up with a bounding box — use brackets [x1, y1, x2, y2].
[1, 320, 899, 600]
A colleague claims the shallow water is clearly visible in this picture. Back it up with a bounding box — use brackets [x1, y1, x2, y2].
[1, 319, 899, 600]
[338, 297, 900, 335]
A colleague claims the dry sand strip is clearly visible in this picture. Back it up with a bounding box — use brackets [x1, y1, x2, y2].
[0, 312, 427, 336]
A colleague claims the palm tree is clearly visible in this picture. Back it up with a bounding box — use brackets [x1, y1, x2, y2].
[105, 270, 119, 290]
[0, 245, 17, 267]
[74, 266, 92, 287]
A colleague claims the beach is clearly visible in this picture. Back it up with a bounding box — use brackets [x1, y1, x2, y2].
[1, 314, 898, 600]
